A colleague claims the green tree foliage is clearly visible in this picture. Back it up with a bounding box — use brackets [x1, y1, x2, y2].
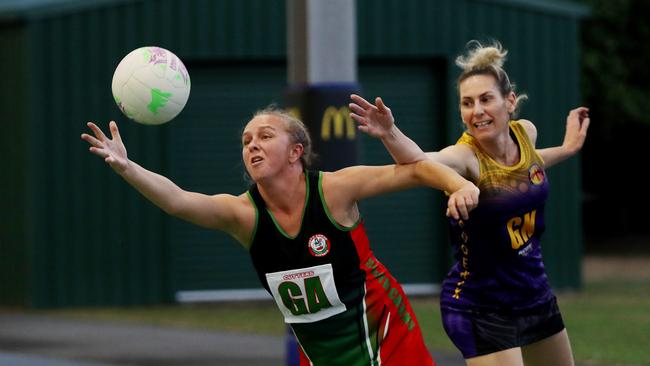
[578, 0, 650, 245]
[580, 0, 650, 130]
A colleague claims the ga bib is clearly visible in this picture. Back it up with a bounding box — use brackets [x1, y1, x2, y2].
[266, 263, 346, 323]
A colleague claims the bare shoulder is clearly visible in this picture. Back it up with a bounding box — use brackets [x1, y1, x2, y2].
[232, 191, 256, 210]
[319, 170, 360, 227]
[322, 165, 376, 186]
[320, 170, 339, 190]
[209, 191, 254, 212]
[441, 143, 475, 157]
[214, 192, 257, 247]
[425, 144, 476, 178]
[319, 171, 339, 202]
[518, 119, 538, 145]
[322, 164, 411, 202]
[320, 168, 356, 198]
[233, 191, 257, 222]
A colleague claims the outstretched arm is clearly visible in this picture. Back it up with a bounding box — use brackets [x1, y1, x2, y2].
[349, 94, 427, 163]
[81, 121, 252, 244]
[536, 107, 590, 168]
[414, 160, 479, 220]
[348, 94, 479, 219]
[350, 94, 477, 178]
[324, 161, 478, 221]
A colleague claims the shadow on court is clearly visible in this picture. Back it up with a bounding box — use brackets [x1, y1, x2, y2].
[0, 312, 465, 366]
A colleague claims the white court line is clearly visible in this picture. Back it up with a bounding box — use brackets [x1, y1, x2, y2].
[0, 351, 113, 366]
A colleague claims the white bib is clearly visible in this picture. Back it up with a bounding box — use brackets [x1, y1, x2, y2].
[266, 263, 346, 323]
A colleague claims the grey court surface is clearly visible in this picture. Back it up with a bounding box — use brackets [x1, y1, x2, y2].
[0, 312, 465, 366]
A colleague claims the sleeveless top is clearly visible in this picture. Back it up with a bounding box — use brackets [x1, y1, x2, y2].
[247, 171, 434, 366]
[440, 121, 554, 313]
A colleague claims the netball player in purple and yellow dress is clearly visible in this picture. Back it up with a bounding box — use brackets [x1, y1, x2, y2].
[350, 41, 590, 366]
[82, 106, 481, 365]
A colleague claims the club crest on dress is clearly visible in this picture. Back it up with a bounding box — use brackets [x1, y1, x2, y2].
[528, 164, 545, 185]
[308, 234, 330, 257]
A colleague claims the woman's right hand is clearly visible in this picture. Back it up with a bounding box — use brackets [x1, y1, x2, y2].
[446, 182, 480, 220]
[349, 94, 396, 139]
[81, 121, 130, 175]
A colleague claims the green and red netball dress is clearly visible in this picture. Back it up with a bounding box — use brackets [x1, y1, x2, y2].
[248, 171, 435, 366]
[440, 121, 565, 358]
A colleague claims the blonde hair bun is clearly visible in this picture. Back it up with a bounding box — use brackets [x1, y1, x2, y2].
[455, 41, 507, 72]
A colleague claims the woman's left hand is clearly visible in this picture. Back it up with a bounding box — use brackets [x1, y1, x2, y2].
[562, 107, 590, 154]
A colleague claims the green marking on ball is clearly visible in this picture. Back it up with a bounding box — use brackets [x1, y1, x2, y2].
[148, 88, 173, 115]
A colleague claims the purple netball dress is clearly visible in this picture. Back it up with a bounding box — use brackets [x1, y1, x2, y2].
[440, 121, 564, 358]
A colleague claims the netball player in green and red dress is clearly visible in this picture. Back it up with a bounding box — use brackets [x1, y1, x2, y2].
[350, 41, 589, 366]
[82, 106, 480, 365]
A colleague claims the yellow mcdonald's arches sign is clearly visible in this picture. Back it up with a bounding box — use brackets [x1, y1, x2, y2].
[286, 107, 301, 121]
[321, 106, 355, 141]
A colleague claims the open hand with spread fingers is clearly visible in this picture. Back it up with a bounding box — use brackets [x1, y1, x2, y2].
[81, 121, 130, 175]
[349, 94, 396, 138]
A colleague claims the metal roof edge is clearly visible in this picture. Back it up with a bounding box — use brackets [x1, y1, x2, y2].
[0, 0, 145, 23]
[478, 0, 591, 18]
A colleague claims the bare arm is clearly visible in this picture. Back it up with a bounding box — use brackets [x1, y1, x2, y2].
[323, 161, 478, 223]
[424, 144, 479, 181]
[349, 94, 426, 163]
[350, 94, 480, 178]
[414, 160, 479, 220]
[81, 121, 253, 245]
[534, 107, 590, 168]
[349, 94, 480, 219]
